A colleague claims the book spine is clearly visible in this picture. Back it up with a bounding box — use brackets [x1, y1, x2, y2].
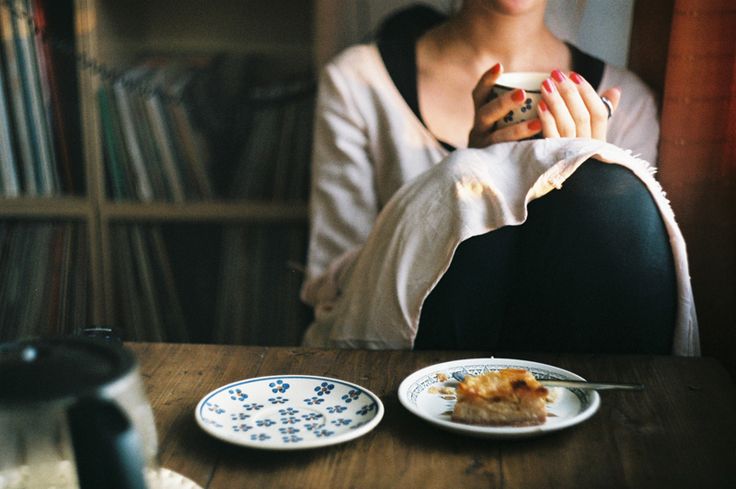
[0, 48, 20, 196]
[27, 0, 58, 191]
[13, 0, 57, 195]
[67, 222, 89, 331]
[129, 226, 165, 341]
[144, 93, 185, 202]
[0, 223, 26, 339]
[0, 1, 36, 195]
[98, 85, 127, 200]
[168, 102, 213, 199]
[149, 228, 189, 341]
[18, 222, 53, 337]
[113, 81, 154, 201]
[33, 0, 75, 193]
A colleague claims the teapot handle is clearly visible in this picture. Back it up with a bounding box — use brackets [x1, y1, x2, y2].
[68, 398, 148, 489]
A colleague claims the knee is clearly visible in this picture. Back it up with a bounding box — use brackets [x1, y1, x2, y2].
[564, 159, 650, 200]
[558, 160, 661, 225]
[530, 159, 672, 262]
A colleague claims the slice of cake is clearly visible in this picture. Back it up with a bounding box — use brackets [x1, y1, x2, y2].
[452, 368, 548, 427]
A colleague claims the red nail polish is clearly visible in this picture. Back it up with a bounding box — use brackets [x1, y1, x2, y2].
[552, 70, 566, 83]
[512, 89, 525, 103]
[528, 119, 542, 132]
[543, 79, 555, 93]
[570, 72, 583, 84]
[538, 100, 548, 112]
[490, 63, 501, 74]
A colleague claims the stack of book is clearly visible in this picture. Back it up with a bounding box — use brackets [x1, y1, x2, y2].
[228, 78, 315, 202]
[109, 224, 189, 342]
[213, 223, 310, 345]
[0, 221, 88, 340]
[0, 0, 78, 197]
[108, 221, 310, 345]
[98, 58, 215, 202]
[99, 55, 317, 342]
[98, 54, 316, 203]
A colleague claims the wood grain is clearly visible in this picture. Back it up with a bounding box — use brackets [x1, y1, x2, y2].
[128, 344, 736, 489]
[657, 0, 736, 378]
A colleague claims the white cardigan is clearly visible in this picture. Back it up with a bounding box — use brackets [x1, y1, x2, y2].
[301, 44, 699, 355]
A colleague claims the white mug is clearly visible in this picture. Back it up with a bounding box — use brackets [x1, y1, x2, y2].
[489, 72, 548, 130]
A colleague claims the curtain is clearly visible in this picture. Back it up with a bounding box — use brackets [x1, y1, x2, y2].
[657, 0, 736, 370]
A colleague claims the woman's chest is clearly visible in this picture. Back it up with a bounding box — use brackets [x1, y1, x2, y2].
[417, 68, 477, 149]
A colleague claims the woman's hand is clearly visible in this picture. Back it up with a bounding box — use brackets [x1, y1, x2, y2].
[536, 70, 621, 141]
[468, 63, 543, 148]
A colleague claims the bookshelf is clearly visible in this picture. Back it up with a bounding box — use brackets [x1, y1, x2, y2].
[0, 0, 315, 344]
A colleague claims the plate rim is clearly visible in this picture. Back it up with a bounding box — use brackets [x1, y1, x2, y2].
[397, 357, 601, 438]
[195, 374, 385, 450]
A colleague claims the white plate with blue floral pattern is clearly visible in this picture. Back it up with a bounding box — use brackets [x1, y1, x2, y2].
[398, 358, 600, 439]
[195, 375, 384, 450]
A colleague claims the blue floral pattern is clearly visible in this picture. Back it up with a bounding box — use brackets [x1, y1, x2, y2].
[269, 380, 290, 393]
[341, 389, 361, 403]
[228, 389, 248, 402]
[206, 402, 225, 415]
[350, 421, 369, 430]
[303, 422, 323, 431]
[356, 403, 376, 416]
[301, 412, 323, 421]
[197, 375, 383, 449]
[232, 424, 252, 432]
[314, 382, 335, 396]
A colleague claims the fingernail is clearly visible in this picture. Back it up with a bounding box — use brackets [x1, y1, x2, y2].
[512, 88, 525, 103]
[528, 119, 542, 132]
[538, 100, 548, 112]
[543, 79, 555, 93]
[570, 72, 583, 84]
[551, 69, 566, 83]
[490, 63, 501, 75]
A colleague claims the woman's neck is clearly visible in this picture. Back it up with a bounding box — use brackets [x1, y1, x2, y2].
[422, 3, 569, 75]
[414, 1, 572, 148]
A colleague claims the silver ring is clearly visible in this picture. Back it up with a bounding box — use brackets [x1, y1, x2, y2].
[601, 96, 613, 119]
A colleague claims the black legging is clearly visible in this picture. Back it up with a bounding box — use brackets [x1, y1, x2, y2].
[414, 160, 677, 354]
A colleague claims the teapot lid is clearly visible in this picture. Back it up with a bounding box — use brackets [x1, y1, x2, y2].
[0, 337, 136, 404]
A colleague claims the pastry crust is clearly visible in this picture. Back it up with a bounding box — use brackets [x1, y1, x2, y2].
[452, 369, 548, 427]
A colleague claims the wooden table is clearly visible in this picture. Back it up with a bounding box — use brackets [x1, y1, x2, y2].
[128, 343, 736, 489]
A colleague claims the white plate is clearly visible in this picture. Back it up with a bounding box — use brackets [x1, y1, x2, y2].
[0, 465, 201, 489]
[398, 358, 600, 439]
[195, 375, 384, 450]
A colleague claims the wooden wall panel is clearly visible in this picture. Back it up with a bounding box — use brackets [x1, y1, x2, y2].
[657, 0, 736, 375]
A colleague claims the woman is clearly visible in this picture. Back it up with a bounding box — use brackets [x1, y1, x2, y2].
[300, 0, 699, 355]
